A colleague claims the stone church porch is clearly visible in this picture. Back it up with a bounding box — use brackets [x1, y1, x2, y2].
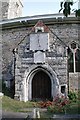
[14, 65, 67, 102]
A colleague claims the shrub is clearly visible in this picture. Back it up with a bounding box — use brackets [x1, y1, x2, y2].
[47, 95, 71, 114]
[2, 81, 14, 98]
[47, 105, 63, 114]
[68, 91, 77, 102]
[75, 9, 80, 17]
[38, 101, 53, 108]
[78, 91, 80, 100]
[44, 94, 79, 114]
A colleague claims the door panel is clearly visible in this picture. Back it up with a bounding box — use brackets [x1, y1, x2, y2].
[32, 71, 51, 100]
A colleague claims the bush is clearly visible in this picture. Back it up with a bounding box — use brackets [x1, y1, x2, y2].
[47, 105, 62, 114]
[38, 101, 53, 108]
[47, 95, 70, 114]
[78, 91, 80, 100]
[68, 91, 77, 102]
[2, 81, 14, 98]
[75, 9, 80, 17]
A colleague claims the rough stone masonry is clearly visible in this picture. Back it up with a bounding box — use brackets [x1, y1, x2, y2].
[1, 16, 80, 101]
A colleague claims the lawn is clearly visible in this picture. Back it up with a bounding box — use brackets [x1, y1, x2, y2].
[1, 95, 80, 114]
[1, 83, 80, 118]
[2, 96, 38, 112]
[1, 90, 80, 119]
[0, 94, 79, 119]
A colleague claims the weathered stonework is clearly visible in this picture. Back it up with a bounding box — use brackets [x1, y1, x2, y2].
[1, 16, 80, 101]
[69, 73, 80, 92]
[1, 0, 23, 20]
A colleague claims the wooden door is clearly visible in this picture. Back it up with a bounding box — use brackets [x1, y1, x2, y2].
[32, 71, 51, 100]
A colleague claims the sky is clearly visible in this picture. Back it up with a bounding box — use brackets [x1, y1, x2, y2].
[22, 0, 79, 17]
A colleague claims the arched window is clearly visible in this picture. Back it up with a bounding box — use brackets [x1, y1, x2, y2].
[68, 42, 80, 73]
[75, 49, 80, 72]
[68, 47, 74, 72]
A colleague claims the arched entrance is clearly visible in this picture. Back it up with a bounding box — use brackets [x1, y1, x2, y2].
[24, 65, 60, 102]
[32, 70, 51, 100]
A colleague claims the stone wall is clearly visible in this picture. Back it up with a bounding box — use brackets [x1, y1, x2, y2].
[14, 29, 68, 100]
[2, 27, 30, 81]
[1, 0, 23, 20]
[69, 73, 80, 92]
[8, 0, 23, 19]
[2, 21, 79, 77]
[0, 1, 9, 20]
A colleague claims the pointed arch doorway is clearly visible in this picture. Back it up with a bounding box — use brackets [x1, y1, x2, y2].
[32, 70, 51, 100]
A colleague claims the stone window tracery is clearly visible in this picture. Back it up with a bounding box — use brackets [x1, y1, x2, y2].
[68, 42, 80, 73]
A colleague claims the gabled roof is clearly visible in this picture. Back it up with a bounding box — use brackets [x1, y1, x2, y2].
[13, 20, 67, 51]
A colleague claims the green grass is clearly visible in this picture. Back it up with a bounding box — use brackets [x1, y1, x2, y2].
[2, 95, 80, 116]
[47, 101, 80, 114]
[0, 97, 2, 109]
[67, 102, 80, 114]
[40, 111, 53, 118]
[2, 96, 38, 112]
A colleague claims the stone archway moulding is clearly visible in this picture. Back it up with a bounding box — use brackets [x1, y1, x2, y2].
[23, 64, 60, 102]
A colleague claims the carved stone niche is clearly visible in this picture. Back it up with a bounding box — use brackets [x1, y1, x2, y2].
[34, 51, 45, 64]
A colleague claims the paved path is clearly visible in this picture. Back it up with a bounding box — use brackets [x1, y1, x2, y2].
[1, 109, 80, 119]
[0, 108, 46, 119]
[0, 110, 28, 119]
[52, 114, 80, 119]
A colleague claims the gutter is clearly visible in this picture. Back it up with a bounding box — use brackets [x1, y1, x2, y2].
[0, 14, 79, 30]
[0, 13, 76, 25]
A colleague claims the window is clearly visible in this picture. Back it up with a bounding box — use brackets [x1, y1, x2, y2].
[37, 29, 42, 33]
[71, 42, 77, 49]
[75, 49, 80, 72]
[68, 42, 80, 72]
[68, 47, 74, 72]
[61, 86, 65, 94]
[35, 27, 44, 33]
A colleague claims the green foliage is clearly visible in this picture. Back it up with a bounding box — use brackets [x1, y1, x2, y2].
[75, 9, 80, 17]
[78, 90, 80, 98]
[47, 95, 71, 114]
[59, 1, 80, 17]
[0, 80, 2, 92]
[2, 95, 80, 115]
[47, 93, 79, 114]
[68, 91, 77, 101]
[2, 96, 38, 112]
[2, 82, 13, 98]
[64, 2, 73, 17]
[59, 1, 73, 17]
[47, 105, 61, 114]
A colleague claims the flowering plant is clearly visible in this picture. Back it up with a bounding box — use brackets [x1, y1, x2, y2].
[38, 94, 71, 114]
